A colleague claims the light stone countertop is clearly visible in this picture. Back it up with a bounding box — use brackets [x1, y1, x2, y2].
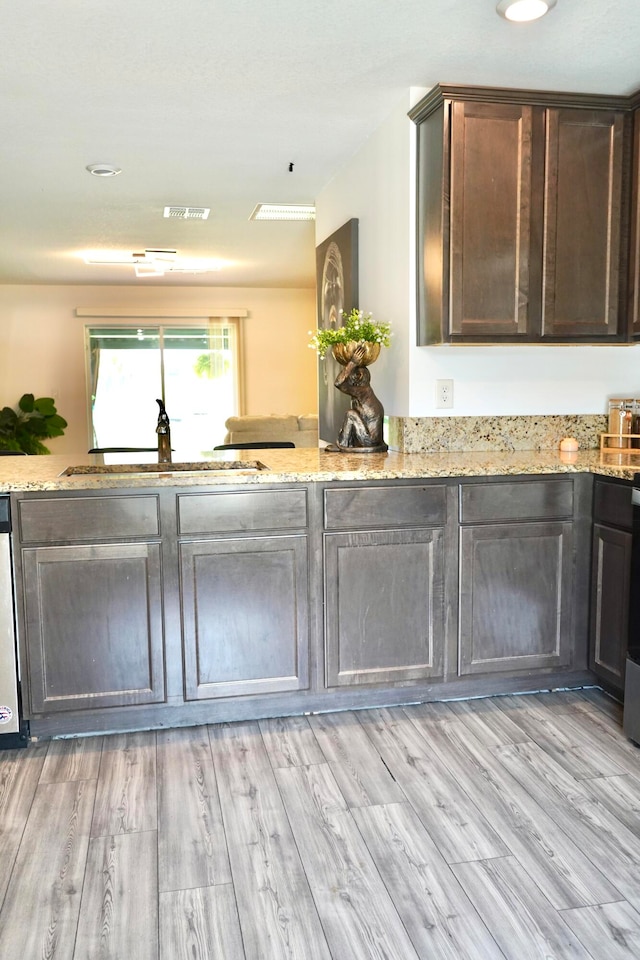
[0, 447, 638, 492]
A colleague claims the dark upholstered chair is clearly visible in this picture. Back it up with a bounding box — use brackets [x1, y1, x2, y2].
[213, 441, 295, 450]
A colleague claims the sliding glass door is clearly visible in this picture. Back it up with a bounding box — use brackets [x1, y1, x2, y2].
[87, 323, 241, 456]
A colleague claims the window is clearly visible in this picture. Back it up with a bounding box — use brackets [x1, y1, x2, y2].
[87, 322, 241, 456]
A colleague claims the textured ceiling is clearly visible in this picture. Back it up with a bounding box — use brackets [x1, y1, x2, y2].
[0, 0, 639, 288]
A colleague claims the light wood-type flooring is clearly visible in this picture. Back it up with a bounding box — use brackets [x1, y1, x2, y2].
[2, 687, 640, 959]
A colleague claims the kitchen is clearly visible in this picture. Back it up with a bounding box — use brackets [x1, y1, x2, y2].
[3, 0, 640, 957]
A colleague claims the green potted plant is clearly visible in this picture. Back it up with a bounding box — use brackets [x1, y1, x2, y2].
[0, 394, 67, 454]
[309, 308, 392, 365]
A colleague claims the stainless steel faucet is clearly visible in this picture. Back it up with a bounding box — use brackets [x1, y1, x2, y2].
[156, 398, 172, 463]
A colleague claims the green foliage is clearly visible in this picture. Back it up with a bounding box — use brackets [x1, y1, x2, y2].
[0, 394, 68, 454]
[309, 309, 392, 356]
[194, 352, 229, 379]
[194, 354, 213, 378]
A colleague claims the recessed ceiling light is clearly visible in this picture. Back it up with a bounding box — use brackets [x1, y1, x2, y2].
[496, 0, 556, 21]
[250, 203, 316, 221]
[86, 163, 122, 177]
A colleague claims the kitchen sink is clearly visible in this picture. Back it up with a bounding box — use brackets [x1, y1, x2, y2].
[60, 460, 269, 477]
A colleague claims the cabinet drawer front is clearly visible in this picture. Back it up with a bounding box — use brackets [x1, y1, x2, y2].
[460, 479, 573, 522]
[18, 495, 160, 542]
[324, 484, 447, 530]
[593, 479, 632, 530]
[177, 488, 308, 535]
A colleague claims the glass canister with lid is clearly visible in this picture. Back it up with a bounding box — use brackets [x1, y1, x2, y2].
[608, 398, 635, 448]
[632, 399, 640, 448]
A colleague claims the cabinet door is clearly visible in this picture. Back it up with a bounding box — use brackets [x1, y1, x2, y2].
[180, 536, 309, 700]
[542, 108, 627, 339]
[590, 523, 631, 692]
[459, 521, 573, 675]
[630, 107, 640, 338]
[449, 100, 542, 338]
[23, 542, 165, 713]
[324, 528, 445, 687]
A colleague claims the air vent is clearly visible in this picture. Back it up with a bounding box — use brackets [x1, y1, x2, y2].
[163, 206, 210, 220]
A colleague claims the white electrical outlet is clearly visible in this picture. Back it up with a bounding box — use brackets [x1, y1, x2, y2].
[436, 379, 454, 409]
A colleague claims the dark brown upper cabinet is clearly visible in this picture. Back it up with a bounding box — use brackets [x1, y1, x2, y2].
[411, 85, 632, 345]
[628, 94, 640, 338]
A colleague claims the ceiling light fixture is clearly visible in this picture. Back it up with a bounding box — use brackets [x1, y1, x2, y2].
[160, 258, 224, 274]
[86, 163, 122, 177]
[250, 203, 316, 222]
[496, 0, 556, 21]
[133, 248, 177, 262]
[82, 248, 224, 277]
[83, 250, 136, 265]
[134, 263, 165, 278]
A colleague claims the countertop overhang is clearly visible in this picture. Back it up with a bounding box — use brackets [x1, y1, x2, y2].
[0, 447, 637, 492]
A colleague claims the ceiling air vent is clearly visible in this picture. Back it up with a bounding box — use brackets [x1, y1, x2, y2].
[163, 206, 210, 220]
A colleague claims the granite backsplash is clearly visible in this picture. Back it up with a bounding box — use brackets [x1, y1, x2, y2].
[388, 414, 608, 453]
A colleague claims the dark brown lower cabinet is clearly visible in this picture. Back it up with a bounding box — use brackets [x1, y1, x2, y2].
[22, 541, 166, 713]
[589, 523, 631, 693]
[588, 478, 633, 694]
[324, 528, 445, 687]
[13, 476, 595, 734]
[179, 535, 310, 699]
[458, 521, 574, 675]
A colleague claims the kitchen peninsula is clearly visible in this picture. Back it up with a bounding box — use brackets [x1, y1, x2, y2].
[1, 447, 634, 738]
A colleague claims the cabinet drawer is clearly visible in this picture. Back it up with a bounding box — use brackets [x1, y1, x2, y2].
[324, 484, 447, 530]
[177, 488, 308, 535]
[460, 479, 574, 523]
[18, 495, 160, 543]
[593, 479, 632, 531]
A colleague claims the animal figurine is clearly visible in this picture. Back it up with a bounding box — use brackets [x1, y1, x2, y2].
[332, 343, 388, 453]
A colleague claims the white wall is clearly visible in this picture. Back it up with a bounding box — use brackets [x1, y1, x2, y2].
[316, 92, 416, 417]
[316, 91, 640, 419]
[409, 343, 640, 415]
[0, 285, 317, 453]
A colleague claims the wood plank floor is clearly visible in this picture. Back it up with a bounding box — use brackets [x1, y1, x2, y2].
[1, 688, 640, 959]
